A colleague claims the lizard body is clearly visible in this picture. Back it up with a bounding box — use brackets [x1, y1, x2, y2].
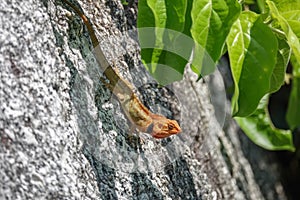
[61, 0, 181, 139]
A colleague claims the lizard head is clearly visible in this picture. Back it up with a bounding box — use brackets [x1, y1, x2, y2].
[147, 114, 181, 139]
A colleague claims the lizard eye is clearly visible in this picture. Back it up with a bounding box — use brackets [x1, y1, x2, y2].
[168, 124, 174, 130]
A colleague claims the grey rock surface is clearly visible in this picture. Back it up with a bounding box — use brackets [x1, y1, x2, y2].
[0, 0, 100, 199]
[0, 0, 287, 199]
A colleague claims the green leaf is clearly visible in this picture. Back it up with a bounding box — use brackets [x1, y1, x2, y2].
[269, 38, 291, 93]
[137, 0, 159, 74]
[281, 11, 300, 39]
[282, 11, 300, 76]
[269, 0, 300, 13]
[155, 0, 193, 84]
[165, 0, 188, 31]
[235, 95, 295, 151]
[226, 11, 278, 117]
[137, 0, 241, 84]
[137, 0, 167, 74]
[286, 55, 300, 129]
[257, 0, 266, 13]
[190, 0, 241, 62]
[138, 0, 191, 85]
[267, 0, 300, 76]
[270, 1, 300, 39]
[245, 0, 256, 5]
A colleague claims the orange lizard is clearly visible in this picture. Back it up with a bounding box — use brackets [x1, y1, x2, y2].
[61, 0, 181, 139]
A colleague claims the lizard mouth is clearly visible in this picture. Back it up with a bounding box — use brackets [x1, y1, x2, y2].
[152, 131, 179, 139]
[152, 134, 169, 139]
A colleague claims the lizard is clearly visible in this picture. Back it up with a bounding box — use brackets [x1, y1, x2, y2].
[61, 0, 181, 139]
